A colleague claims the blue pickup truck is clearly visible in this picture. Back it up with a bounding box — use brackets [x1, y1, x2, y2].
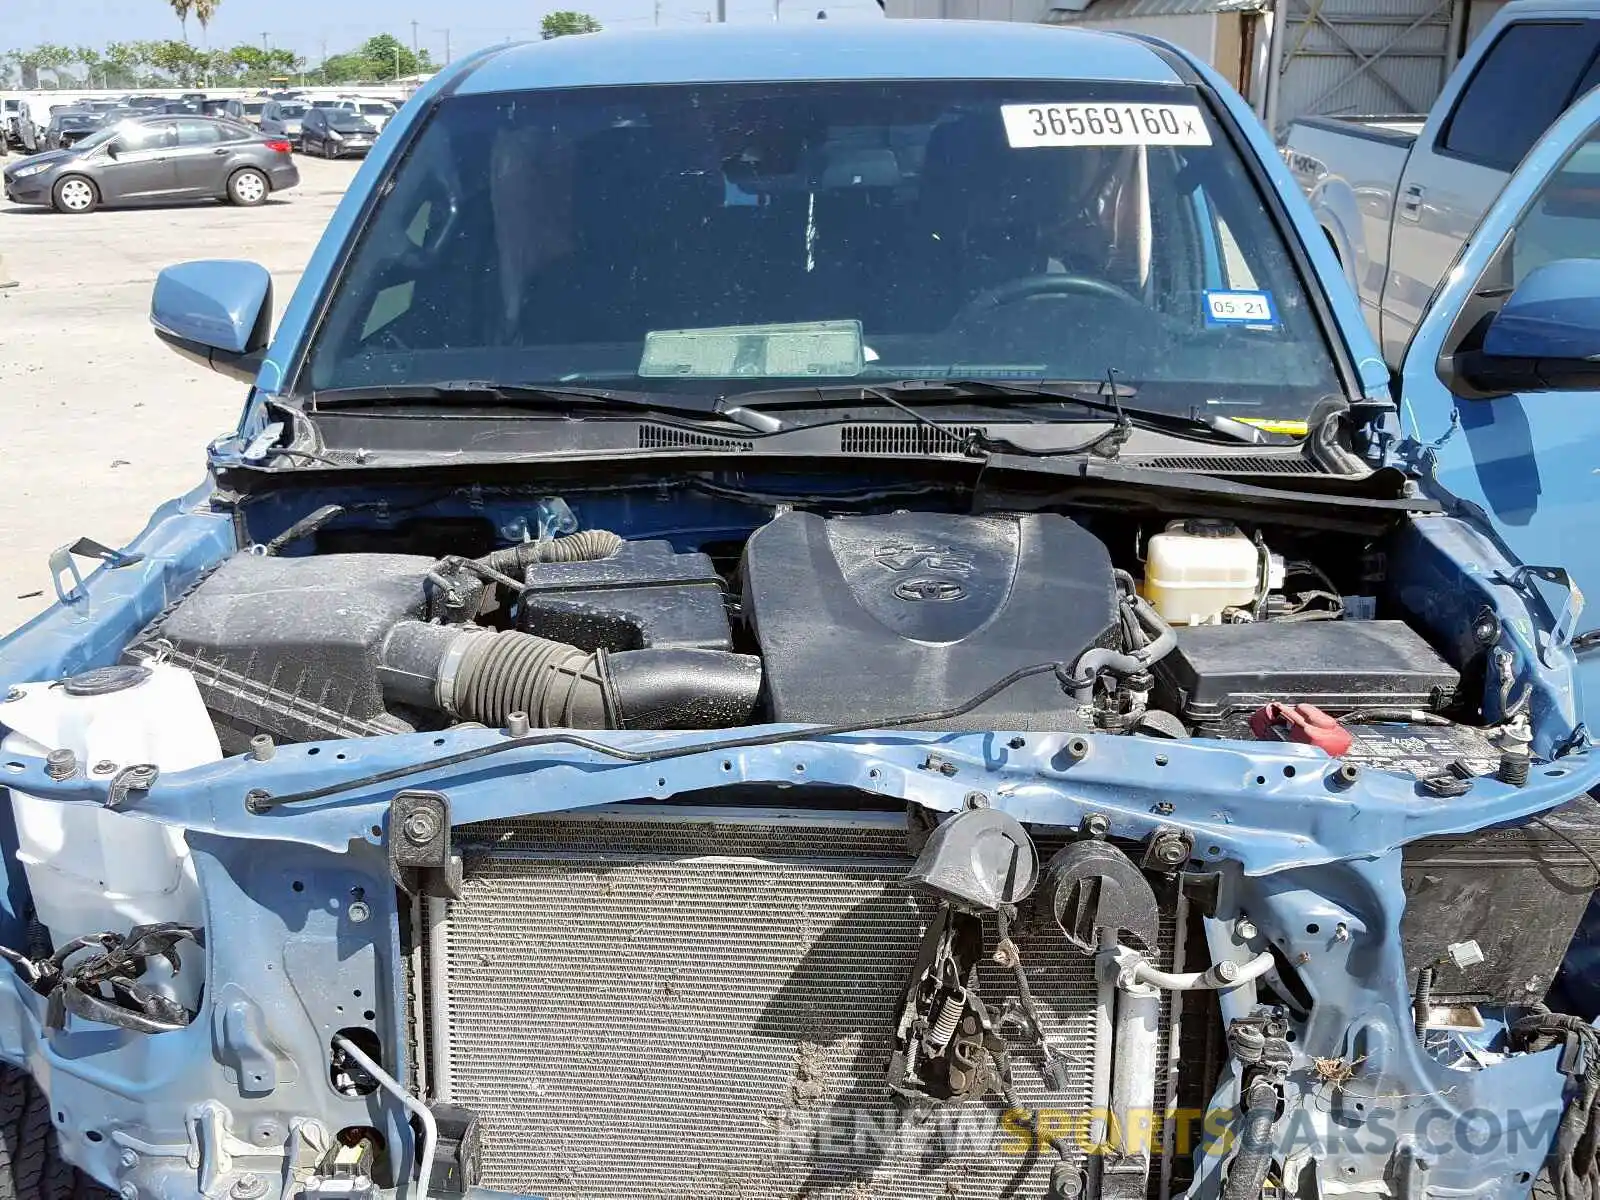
[4, 20, 1600, 1200]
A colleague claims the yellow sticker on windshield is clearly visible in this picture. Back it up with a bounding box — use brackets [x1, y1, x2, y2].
[1236, 417, 1309, 436]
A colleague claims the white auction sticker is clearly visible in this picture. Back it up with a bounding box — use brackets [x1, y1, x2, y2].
[1204, 290, 1278, 325]
[1002, 102, 1211, 148]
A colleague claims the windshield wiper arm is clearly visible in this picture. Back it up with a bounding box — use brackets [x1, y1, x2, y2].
[306, 382, 759, 425]
[721, 380, 1283, 446]
[939, 379, 1282, 445]
[718, 381, 1131, 458]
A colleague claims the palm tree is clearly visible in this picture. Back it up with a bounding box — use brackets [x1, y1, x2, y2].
[170, 0, 193, 43]
[192, 0, 219, 47]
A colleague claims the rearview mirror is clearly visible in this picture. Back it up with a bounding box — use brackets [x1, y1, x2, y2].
[1451, 258, 1600, 395]
[150, 260, 272, 384]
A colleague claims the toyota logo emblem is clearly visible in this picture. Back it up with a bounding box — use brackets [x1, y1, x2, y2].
[894, 578, 967, 602]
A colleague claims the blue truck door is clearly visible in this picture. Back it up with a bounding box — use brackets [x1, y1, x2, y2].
[1400, 86, 1600, 732]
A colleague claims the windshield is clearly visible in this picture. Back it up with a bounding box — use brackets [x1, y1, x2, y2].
[245, 102, 265, 115]
[278, 104, 307, 118]
[328, 111, 372, 131]
[301, 80, 1343, 422]
[360, 103, 392, 115]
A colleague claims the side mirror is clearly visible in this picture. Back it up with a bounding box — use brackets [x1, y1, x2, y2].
[104, 141, 119, 158]
[150, 260, 273, 384]
[1452, 258, 1600, 396]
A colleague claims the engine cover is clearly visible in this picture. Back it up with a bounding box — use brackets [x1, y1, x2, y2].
[742, 511, 1117, 729]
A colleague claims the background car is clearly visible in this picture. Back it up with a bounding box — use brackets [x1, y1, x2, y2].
[336, 98, 398, 132]
[259, 100, 308, 146]
[15, 99, 78, 153]
[94, 105, 143, 128]
[2, 99, 20, 150]
[299, 106, 378, 158]
[44, 107, 103, 150]
[3, 115, 298, 214]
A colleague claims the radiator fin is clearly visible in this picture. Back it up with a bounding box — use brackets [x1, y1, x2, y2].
[431, 817, 1176, 1199]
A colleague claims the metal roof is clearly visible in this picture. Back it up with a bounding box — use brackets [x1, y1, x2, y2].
[1045, 0, 1266, 20]
[453, 22, 1183, 94]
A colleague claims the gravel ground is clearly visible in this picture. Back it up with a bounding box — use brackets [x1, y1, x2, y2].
[0, 153, 360, 632]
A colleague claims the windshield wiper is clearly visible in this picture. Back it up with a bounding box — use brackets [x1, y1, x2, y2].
[306, 382, 775, 430]
[720, 379, 1288, 448]
[941, 379, 1287, 445]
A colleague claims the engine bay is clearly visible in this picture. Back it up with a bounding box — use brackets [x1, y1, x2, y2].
[128, 496, 1512, 789]
[3, 479, 1597, 1200]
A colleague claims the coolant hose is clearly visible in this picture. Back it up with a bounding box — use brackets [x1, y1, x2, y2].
[1067, 593, 1177, 701]
[475, 528, 624, 576]
[379, 621, 761, 730]
[1222, 1080, 1279, 1200]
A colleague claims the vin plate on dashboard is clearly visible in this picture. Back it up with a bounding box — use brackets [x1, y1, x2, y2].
[1002, 103, 1211, 148]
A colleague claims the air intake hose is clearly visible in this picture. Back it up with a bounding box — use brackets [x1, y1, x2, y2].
[379, 621, 761, 730]
[475, 528, 624, 576]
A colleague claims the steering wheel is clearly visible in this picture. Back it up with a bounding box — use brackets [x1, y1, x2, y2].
[950, 273, 1146, 327]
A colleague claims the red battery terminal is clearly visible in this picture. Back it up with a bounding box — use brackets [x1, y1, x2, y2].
[1248, 702, 1352, 757]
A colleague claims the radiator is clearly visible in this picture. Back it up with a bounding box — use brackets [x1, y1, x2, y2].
[421, 814, 1179, 1199]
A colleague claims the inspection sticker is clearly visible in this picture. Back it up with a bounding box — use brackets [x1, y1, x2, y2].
[1204, 290, 1277, 325]
[1001, 103, 1211, 148]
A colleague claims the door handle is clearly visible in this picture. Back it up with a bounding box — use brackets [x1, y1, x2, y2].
[1399, 183, 1425, 222]
[212, 147, 229, 155]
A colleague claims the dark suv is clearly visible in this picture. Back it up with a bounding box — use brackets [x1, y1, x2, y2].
[43, 108, 101, 150]
[300, 106, 379, 158]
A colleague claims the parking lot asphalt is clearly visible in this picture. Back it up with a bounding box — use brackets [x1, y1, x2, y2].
[0, 154, 362, 631]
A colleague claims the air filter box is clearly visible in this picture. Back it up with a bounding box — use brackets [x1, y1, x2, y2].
[129, 553, 434, 749]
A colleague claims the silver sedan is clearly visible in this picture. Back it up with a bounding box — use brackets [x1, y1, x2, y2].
[2, 115, 300, 214]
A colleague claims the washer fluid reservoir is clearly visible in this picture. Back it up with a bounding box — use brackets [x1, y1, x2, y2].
[1142, 519, 1262, 625]
[0, 662, 218, 1001]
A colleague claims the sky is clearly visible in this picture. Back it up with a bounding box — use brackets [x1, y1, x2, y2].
[8, 0, 884, 66]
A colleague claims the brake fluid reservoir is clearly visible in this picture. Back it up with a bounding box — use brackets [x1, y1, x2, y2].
[1142, 519, 1261, 625]
[0, 663, 218, 965]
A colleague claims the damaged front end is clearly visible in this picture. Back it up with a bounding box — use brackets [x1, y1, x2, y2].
[1, 489, 1598, 1200]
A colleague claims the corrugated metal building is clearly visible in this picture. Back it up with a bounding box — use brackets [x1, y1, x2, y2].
[883, 0, 1510, 130]
[1045, 0, 1273, 111]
